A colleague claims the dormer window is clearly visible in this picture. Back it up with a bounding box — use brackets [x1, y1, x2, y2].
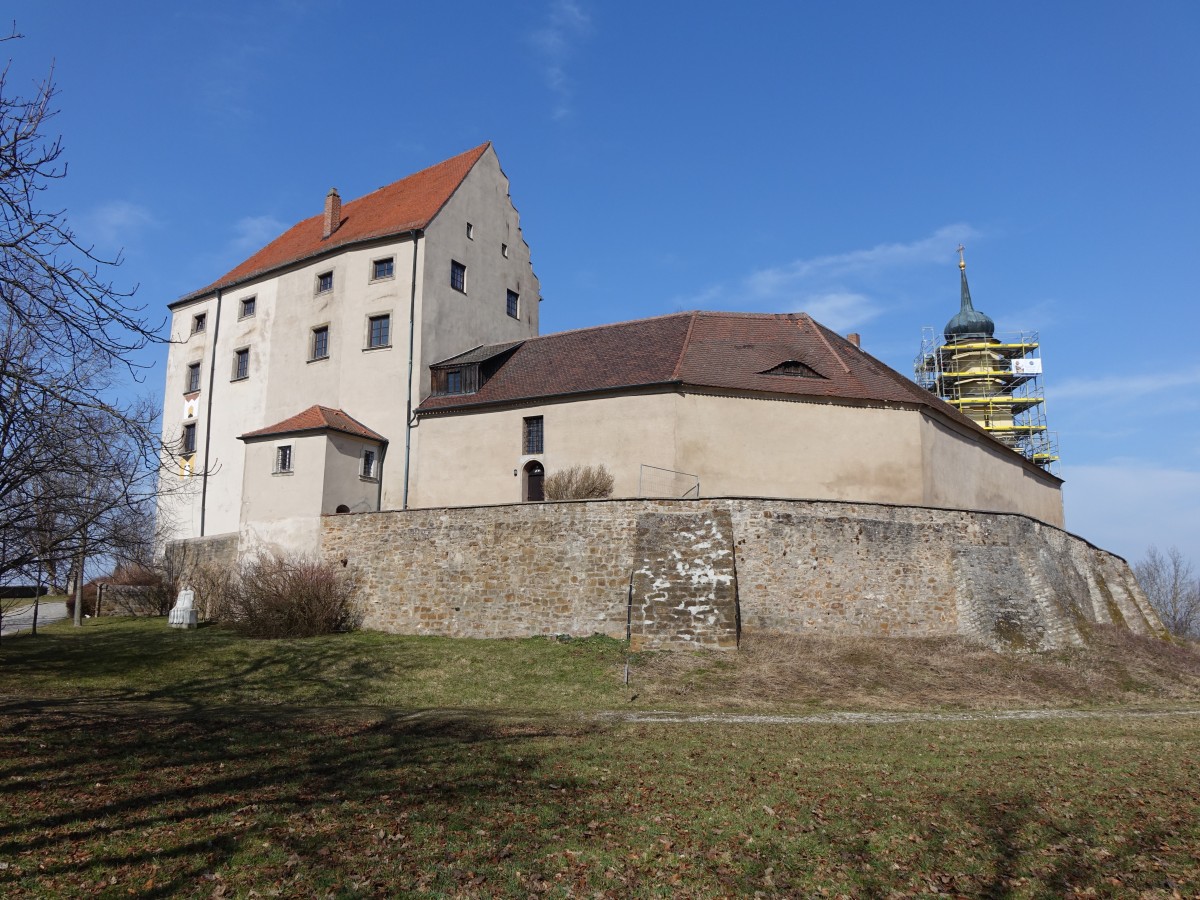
[760, 360, 825, 378]
[446, 369, 462, 393]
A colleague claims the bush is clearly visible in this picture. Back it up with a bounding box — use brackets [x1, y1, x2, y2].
[543, 464, 615, 500]
[215, 554, 361, 639]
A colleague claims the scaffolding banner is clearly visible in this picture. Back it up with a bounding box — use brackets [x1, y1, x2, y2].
[1011, 358, 1042, 375]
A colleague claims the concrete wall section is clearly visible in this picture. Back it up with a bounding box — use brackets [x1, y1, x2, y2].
[320, 498, 1163, 652]
[410, 392, 681, 507]
[919, 412, 1064, 527]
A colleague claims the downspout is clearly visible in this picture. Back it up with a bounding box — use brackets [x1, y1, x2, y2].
[402, 230, 421, 509]
[199, 289, 224, 536]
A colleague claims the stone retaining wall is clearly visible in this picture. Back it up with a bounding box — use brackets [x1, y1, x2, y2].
[319, 498, 1163, 652]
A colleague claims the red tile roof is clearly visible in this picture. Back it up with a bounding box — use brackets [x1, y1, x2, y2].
[178, 143, 491, 304]
[239, 405, 386, 443]
[417, 311, 1059, 480]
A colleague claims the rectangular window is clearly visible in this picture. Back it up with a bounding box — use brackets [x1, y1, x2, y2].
[361, 448, 376, 479]
[186, 362, 201, 393]
[367, 314, 390, 349]
[506, 289, 519, 319]
[450, 260, 466, 292]
[239, 296, 256, 318]
[232, 347, 250, 380]
[275, 445, 293, 474]
[446, 369, 462, 393]
[372, 257, 394, 280]
[317, 271, 333, 293]
[523, 416, 544, 455]
[192, 312, 207, 334]
[310, 325, 329, 360]
[181, 423, 197, 455]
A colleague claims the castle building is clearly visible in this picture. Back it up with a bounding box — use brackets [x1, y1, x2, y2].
[158, 146, 1065, 561]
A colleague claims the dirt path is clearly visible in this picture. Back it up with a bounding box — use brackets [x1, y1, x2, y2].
[598, 706, 1200, 726]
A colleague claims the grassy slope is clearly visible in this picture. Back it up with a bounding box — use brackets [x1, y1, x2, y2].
[3, 617, 1200, 713]
[3, 619, 1200, 897]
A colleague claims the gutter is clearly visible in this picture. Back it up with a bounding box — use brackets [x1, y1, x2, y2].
[199, 289, 223, 536]
[402, 230, 422, 509]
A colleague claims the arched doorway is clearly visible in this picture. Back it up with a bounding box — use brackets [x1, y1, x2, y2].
[523, 460, 544, 502]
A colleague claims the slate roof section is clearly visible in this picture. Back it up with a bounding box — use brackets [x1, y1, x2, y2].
[177, 143, 491, 305]
[239, 405, 386, 443]
[417, 311, 1058, 480]
[432, 339, 528, 367]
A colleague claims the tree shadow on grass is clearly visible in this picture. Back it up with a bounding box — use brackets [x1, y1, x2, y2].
[0, 702, 605, 897]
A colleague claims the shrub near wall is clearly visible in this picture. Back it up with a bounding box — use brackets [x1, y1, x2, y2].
[318, 498, 1164, 652]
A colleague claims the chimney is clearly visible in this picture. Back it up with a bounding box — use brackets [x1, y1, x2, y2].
[323, 187, 341, 239]
[847, 333, 861, 348]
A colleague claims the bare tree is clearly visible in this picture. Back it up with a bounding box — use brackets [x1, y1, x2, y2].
[1134, 546, 1200, 639]
[1, 30, 175, 602]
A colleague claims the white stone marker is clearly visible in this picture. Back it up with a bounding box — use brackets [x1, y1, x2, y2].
[168, 589, 198, 629]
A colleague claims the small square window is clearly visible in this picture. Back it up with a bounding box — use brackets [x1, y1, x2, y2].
[450, 260, 466, 292]
[361, 448, 377, 479]
[275, 445, 293, 474]
[181, 423, 197, 455]
[506, 290, 519, 319]
[367, 314, 390, 349]
[186, 362, 201, 393]
[232, 347, 250, 381]
[372, 257, 394, 280]
[310, 325, 329, 360]
[501, 243, 509, 258]
[192, 312, 207, 334]
[466, 223, 474, 239]
[523, 416, 544, 455]
[317, 271, 333, 293]
[239, 296, 256, 318]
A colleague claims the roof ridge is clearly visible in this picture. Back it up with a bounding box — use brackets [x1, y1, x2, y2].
[800, 314, 851, 374]
[671, 311, 699, 380]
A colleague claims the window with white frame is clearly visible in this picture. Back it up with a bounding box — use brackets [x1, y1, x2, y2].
[239, 296, 256, 318]
[316, 271, 333, 293]
[506, 289, 519, 319]
[192, 312, 207, 334]
[450, 260, 466, 292]
[361, 447, 377, 479]
[274, 444, 293, 474]
[186, 362, 201, 393]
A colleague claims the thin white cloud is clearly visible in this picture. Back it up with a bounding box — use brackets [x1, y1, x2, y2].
[82, 201, 158, 250]
[791, 292, 881, 332]
[530, 0, 591, 120]
[677, 224, 978, 328]
[1053, 366, 1200, 402]
[231, 215, 287, 253]
[1063, 461, 1200, 567]
[747, 223, 981, 293]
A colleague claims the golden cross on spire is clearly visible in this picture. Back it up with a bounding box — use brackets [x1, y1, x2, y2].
[957, 244, 966, 270]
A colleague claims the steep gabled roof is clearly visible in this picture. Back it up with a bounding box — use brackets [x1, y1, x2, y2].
[416, 311, 1061, 481]
[177, 143, 492, 305]
[238, 405, 386, 443]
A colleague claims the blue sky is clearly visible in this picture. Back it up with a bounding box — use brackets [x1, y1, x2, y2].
[8, 1, 1199, 566]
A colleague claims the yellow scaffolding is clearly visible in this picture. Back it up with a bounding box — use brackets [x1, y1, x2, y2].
[915, 327, 1059, 471]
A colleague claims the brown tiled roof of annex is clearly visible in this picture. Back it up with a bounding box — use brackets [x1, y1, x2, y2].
[238, 405, 386, 443]
[177, 143, 492, 305]
[417, 311, 1060, 481]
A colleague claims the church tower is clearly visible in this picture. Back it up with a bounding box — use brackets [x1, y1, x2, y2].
[915, 248, 1058, 470]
